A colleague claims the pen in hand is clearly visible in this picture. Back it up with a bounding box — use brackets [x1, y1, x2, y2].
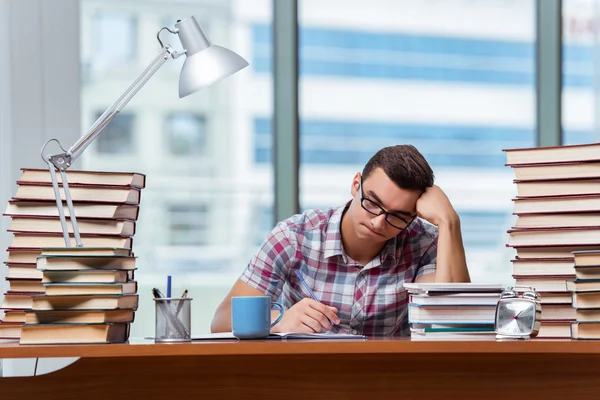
[294, 269, 340, 333]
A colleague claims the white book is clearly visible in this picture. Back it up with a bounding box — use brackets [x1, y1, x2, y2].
[403, 282, 504, 294]
[408, 304, 497, 324]
[409, 293, 500, 306]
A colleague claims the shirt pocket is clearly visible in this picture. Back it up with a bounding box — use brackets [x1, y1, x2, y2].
[366, 279, 407, 328]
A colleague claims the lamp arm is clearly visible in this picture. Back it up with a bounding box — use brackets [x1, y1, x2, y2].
[67, 45, 172, 167]
[39, 43, 178, 247]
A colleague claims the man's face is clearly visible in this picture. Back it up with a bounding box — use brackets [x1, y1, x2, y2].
[349, 167, 421, 243]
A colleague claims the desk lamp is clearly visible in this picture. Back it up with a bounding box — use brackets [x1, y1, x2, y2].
[39, 15, 248, 247]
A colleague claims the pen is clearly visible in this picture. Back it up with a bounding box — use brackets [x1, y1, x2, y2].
[175, 289, 188, 317]
[166, 275, 172, 298]
[294, 269, 339, 332]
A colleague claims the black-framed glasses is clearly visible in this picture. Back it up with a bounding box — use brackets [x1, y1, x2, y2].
[359, 178, 416, 230]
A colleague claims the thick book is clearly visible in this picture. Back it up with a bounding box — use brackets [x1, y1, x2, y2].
[5, 249, 43, 264]
[573, 250, 600, 266]
[574, 265, 600, 280]
[514, 213, 600, 229]
[19, 168, 146, 188]
[8, 216, 135, 236]
[0, 323, 21, 339]
[4, 247, 131, 266]
[511, 259, 575, 276]
[508, 227, 600, 247]
[514, 276, 570, 292]
[572, 291, 600, 308]
[566, 279, 600, 292]
[25, 309, 135, 324]
[2, 310, 26, 323]
[410, 325, 496, 340]
[14, 182, 141, 204]
[407, 304, 497, 324]
[538, 321, 571, 338]
[408, 293, 500, 306]
[43, 281, 137, 296]
[575, 309, 600, 322]
[514, 245, 600, 259]
[515, 178, 600, 198]
[41, 247, 131, 257]
[0, 293, 33, 310]
[37, 255, 136, 271]
[31, 294, 139, 310]
[540, 304, 576, 321]
[4, 200, 139, 220]
[410, 331, 496, 340]
[7, 278, 44, 293]
[20, 322, 130, 345]
[513, 195, 600, 214]
[504, 143, 600, 166]
[10, 233, 133, 250]
[4, 264, 42, 280]
[42, 269, 133, 284]
[571, 322, 600, 340]
[509, 162, 600, 181]
[537, 291, 572, 304]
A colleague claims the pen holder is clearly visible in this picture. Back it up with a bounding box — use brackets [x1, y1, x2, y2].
[153, 297, 192, 342]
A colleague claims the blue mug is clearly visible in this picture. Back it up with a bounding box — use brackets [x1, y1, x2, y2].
[231, 296, 284, 339]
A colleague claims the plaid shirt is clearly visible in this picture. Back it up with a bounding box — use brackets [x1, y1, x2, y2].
[240, 204, 438, 336]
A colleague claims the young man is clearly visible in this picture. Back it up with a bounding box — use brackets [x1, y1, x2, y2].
[211, 145, 470, 336]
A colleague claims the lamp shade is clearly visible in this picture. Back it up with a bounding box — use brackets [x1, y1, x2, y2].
[175, 16, 249, 98]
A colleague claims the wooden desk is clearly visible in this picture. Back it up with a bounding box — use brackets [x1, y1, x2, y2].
[0, 338, 598, 399]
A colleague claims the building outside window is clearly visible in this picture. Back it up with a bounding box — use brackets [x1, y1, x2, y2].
[168, 204, 209, 246]
[166, 113, 207, 156]
[91, 12, 137, 69]
[94, 111, 134, 154]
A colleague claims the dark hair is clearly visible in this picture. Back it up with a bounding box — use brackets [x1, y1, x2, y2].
[362, 145, 434, 191]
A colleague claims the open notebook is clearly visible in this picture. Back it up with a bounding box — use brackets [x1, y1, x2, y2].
[192, 331, 367, 340]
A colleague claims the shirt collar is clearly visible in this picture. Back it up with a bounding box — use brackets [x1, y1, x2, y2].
[380, 235, 398, 264]
[324, 204, 347, 259]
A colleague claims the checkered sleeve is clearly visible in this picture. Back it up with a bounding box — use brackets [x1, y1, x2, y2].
[415, 235, 438, 279]
[240, 221, 296, 300]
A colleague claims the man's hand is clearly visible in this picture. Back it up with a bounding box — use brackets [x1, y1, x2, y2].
[416, 184, 458, 227]
[272, 298, 340, 333]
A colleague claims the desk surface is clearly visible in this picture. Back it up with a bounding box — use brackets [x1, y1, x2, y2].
[0, 337, 597, 359]
[3, 338, 600, 400]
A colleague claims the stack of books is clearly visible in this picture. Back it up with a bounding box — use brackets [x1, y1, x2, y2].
[0, 168, 145, 342]
[405, 283, 503, 340]
[504, 143, 600, 338]
[567, 250, 600, 340]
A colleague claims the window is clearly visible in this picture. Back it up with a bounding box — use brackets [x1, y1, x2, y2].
[253, 205, 275, 246]
[166, 113, 207, 155]
[81, 0, 274, 337]
[94, 111, 134, 154]
[295, 0, 535, 285]
[168, 204, 209, 246]
[562, 0, 597, 145]
[91, 12, 137, 66]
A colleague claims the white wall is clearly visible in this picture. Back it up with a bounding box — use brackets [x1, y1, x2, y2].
[0, 0, 81, 377]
